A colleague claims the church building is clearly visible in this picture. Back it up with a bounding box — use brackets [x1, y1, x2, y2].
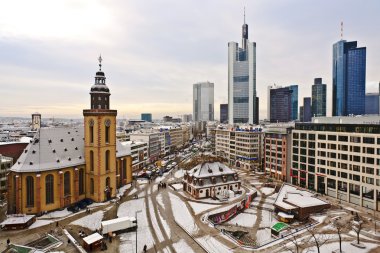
[7, 57, 133, 214]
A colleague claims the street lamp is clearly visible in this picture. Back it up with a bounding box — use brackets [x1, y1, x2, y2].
[135, 210, 142, 253]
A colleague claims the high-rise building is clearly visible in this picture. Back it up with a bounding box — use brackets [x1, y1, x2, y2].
[365, 93, 380, 115]
[220, 104, 228, 123]
[269, 87, 292, 123]
[182, 114, 193, 122]
[303, 97, 312, 122]
[228, 13, 257, 124]
[193, 82, 214, 122]
[312, 78, 327, 117]
[141, 113, 152, 122]
[288, 85, 298, 121]
[332, 40, 366, 116]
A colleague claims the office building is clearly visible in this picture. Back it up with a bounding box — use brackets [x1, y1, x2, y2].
[141, 113, 152, 122]
[193, 82, 214, 121]
[264, 126, 293, 182]
[215, 126, 263, 170]
[365, 84, 380, 114]
[291, 116, 380, 210]
[228, 14, 258, 124]
[220, 104, 228, 123]
[312, 78, 327, 117]
[269, 87, 292, 123]
[302, 97, 312, 122]
[0, 155, 13, 193]
[333, 40, 366, 116]
[182, 114, 192, 123]
[288, 85, 298, 121]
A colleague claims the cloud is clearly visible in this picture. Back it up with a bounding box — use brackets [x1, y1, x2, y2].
[1, 0, 380, 120]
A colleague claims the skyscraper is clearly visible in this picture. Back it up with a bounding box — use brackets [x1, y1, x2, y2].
[220, 104, 228, 123]
[141, 113, 152, 122]
[193, 82, 214, 122]
[312, 78, 327, 117]
[332, 40, 366, 116]
[303, 97, 312, 122]
[269, 87, 292, 123]
[228, 11, 257, 124]
[288, 85, 298, 120]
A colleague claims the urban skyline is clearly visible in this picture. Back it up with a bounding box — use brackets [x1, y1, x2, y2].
[1, 1, 380, 120]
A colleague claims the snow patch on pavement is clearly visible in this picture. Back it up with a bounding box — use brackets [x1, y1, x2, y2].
[172, 239, 195, 253]
[226, 212, 257, 227]
[188, 201, 219, 215]
[70, 210, 104, 231]
[196, 235, 231, 253]
[168, 192, 198, 235]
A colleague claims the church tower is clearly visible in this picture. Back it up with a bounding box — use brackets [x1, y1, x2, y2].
[83, 56, 117, 202]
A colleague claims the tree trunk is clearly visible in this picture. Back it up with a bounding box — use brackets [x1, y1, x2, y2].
[357, 231, 360, 244]
[339, 233, 342, 253]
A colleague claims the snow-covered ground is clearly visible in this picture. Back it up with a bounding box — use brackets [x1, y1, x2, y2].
[118, 198, 154, 252]
[156, 194, 164, 209]
[260, 187, 275, 195]
[158, 209, 171, 238]
[128, 188, 137, 196]
[117, 184, 132, 197]
[40, 208, 72, 219]
[196, 235, 231, 253]
[70, 210, 103, 231]
[302, 241, 379, 253]
[172, 239, 195, 253]
[188, 201, 219, 215]
[256, 228, 272, 245]
[225, 212, 257, 227]
[168, 192, 198, 235]
[29, 219, 54, 229]
[171, 183, 183, 191]
[148, 199, 164, 242]
[260, 209, 277, 228]
[174, 170, 184, 178]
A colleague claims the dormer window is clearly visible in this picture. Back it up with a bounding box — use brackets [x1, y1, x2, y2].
[57, 159, 60, 163]
[52, 149, 56, 153]
[29, 162, 33, 165]
[64, 148, 67, 152]
[60, 139, 63, 142]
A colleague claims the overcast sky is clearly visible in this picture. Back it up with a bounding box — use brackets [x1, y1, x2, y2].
[1, 0, 379, 120]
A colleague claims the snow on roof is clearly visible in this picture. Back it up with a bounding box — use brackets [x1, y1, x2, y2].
[278, 212, 294, 219]
[11, 127, 85, 173]
[187, 162, 236, 178]
[11, 127, 131, 173]
[0, 215, 35, 226]
[274, 184, 328, 210]
[83, 233, 103, 245]
[101, 216, 136, 227]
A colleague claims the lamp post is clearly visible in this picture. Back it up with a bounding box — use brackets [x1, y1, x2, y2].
[135, 210, 142, 253]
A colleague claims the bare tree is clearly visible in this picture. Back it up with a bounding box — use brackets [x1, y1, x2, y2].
[352, 213, 364, 245]
[283, 232, 303, 253]
[332, 216, 351, 253]
[307, 226, 329, 253]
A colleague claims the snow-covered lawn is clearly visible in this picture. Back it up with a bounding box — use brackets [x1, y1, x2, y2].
[310, 214, 327, 223]
[70, 210, 103, 231]
[261, 187, 275, 195]
[148, 199, 164, 242]
[256, 228, 272, 245]
[188, 201, 219, 215]
[172, 239, 195, 253]
[118, 198, 154, 252]
[168, 192, 198, 235]
[260, 209, 277, 228]
[225, 212, 257, 227]
[196, 235, 231, 253]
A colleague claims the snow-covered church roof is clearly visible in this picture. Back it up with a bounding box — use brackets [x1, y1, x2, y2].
[188, 162, 236, 178]
[11, 127, 131, 173]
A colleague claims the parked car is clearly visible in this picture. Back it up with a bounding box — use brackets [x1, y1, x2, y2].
[67, 204, 80, 213]
[77, 200, 88, 209]
[83, 198, 94, 205]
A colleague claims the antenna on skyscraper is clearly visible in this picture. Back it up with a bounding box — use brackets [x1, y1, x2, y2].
[244, 6, 246, 24]
[340, 21, 344, 40]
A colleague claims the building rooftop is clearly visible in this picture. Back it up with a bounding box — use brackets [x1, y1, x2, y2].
[312, 115, 380, 125]
[188, 162, 236, 178]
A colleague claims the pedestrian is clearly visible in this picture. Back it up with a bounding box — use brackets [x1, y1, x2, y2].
[6, 238, 10, 246]
[143, 244, 147, 252]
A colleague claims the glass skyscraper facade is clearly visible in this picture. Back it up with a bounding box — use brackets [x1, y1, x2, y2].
[288, 85, 298, 120]
[141, 113, 152, 122]
[193, 82, 214, 122]
[228, 18, 257, 124]
[303, 97, 312, 122]
[220, 104, 228, 123]
[269, 87, 292, 123]
[332, 40, 366, 116]
[312, 78, 327, 117]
